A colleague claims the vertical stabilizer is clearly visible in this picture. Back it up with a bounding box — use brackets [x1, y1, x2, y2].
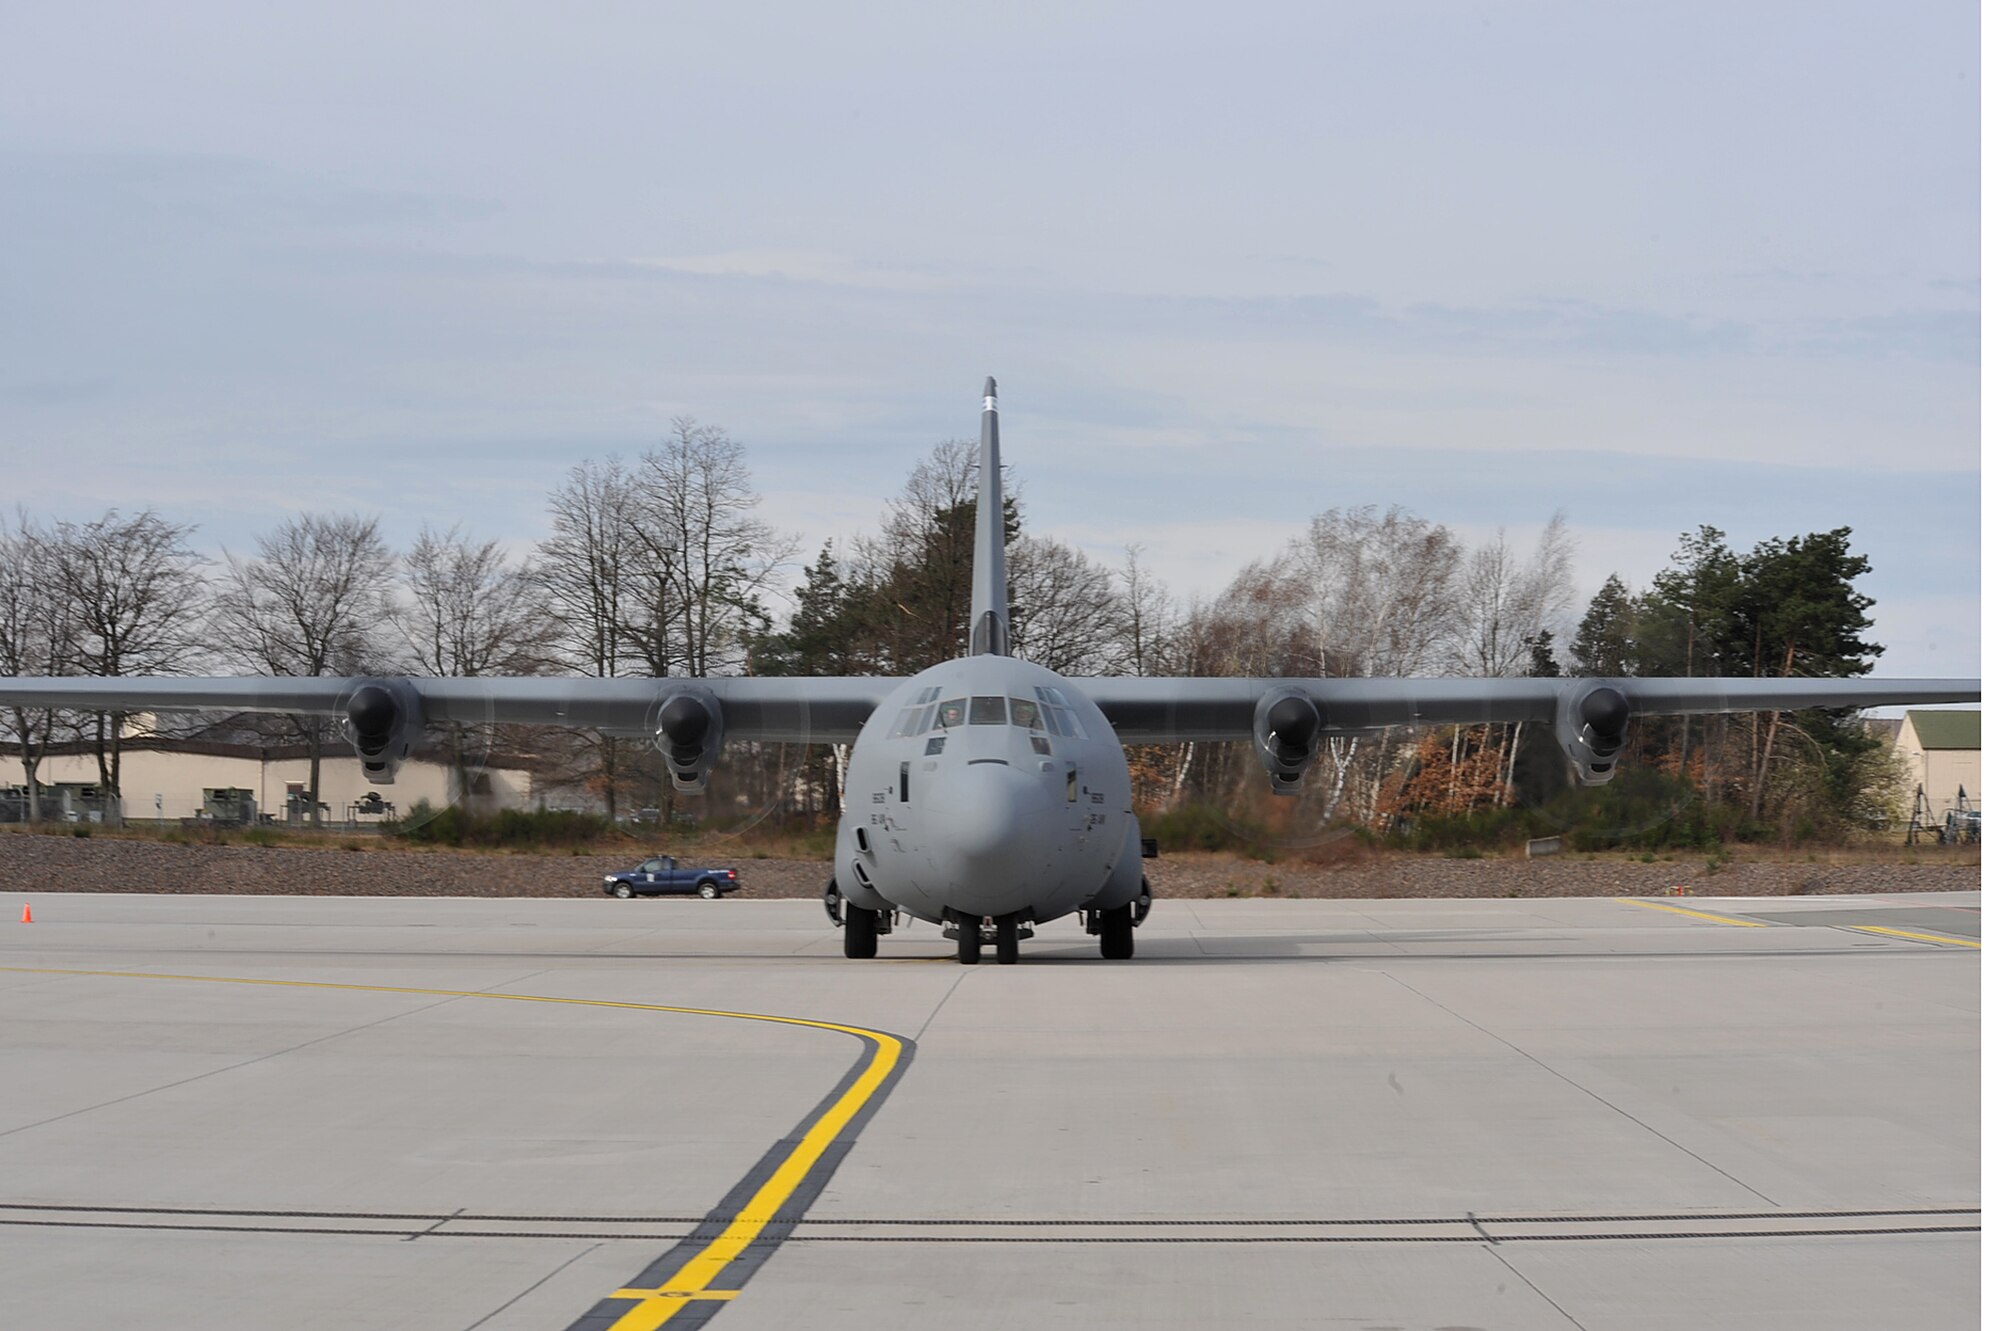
[968, 376, 1009, 657]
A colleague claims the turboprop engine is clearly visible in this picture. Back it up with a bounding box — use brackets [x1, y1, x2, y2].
[1252, 689, 1322, 795]
[1558, 682, 1631, 786]
[342, 679, 426, 785]
[653, 689, 724, 793]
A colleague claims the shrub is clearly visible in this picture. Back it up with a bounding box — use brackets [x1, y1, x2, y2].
[387, 801, 611, 849]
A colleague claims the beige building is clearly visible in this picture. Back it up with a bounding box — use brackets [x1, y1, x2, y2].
[1892, 710, 1980, 817]
[2, 736, 532, 824]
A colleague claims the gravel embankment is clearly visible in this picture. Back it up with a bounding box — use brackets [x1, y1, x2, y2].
[0, 831, 1976, 899]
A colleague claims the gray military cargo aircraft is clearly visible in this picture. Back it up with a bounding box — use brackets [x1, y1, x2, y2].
[0, 380, 1979, 963]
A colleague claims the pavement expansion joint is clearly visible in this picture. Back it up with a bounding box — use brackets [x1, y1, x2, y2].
[1, 1203, 1975, 1245]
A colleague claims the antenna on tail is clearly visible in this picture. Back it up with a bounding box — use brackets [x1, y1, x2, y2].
[968, 377, 1009, 657]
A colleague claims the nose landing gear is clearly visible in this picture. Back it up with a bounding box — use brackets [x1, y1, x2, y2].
[944, 912, 1029, 964]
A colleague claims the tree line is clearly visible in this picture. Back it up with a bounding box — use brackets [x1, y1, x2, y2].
[0, 421, 1899, 846]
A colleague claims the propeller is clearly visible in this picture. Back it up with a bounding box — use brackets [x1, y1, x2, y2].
[336, 677, 497, 837]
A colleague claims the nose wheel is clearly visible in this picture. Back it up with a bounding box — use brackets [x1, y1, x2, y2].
[956, 920, 981, 965]
[1098, 904, 1134, 960]
[993, 913, 1020, 965]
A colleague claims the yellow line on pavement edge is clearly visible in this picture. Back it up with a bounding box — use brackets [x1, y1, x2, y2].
[1617, 898, 1767, 928]
[1851, 926, 1981, 949]
[0, 966, 904, 1330]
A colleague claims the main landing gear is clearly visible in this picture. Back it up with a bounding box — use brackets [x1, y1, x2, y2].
[845, 905, 881, 959]
[829, 879, 895, 959]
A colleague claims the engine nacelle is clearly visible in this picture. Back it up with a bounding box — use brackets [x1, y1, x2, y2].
[652, 688, 724, 793]
[1252, 689, 1322, 795]
[1558, 683, 1631, 787]
[342, 679, 426, 785]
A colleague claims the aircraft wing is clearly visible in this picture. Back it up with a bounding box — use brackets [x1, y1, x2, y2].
[0, 675, 898, 743]
[1068, 675, 1983, 743]
[1068, 673, 1979, 788]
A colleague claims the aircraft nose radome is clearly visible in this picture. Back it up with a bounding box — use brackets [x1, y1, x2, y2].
[929, 761, 1042, 866]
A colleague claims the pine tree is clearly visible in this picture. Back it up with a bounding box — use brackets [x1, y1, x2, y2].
[1568, 575, 1639, 676]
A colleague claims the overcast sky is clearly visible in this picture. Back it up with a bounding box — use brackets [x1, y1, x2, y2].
[0, 2, 1979, 679]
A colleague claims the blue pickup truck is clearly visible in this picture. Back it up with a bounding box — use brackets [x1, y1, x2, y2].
[602, 856, 741, 899]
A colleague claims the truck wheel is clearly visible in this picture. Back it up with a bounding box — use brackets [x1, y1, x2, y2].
[613, 883, 634, 899]
[697, 882, 721, 899]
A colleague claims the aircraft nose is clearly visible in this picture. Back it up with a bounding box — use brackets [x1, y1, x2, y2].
[929, 761, 1044, 867]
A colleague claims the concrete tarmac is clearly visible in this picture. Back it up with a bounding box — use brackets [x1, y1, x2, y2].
[0, 890, 1978, 1330]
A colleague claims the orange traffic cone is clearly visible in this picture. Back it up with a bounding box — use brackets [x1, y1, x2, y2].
[20, 902, 31, 923]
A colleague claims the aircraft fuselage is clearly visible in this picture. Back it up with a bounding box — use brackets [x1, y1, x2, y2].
[833, 654, 1144, 928]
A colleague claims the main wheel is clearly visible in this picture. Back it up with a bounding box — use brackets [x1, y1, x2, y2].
[844, 905, 880, 959]
[956, 919, 982, 965]
[994, 913, 1020, 965]
[1099, 904, 1134, 960]
[697, 882, 721, 899]
[612, 883, 634, 899]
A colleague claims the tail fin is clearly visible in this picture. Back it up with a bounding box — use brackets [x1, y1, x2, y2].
[968, 376, 1009, 657]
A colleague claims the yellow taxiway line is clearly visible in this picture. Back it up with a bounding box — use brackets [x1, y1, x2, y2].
[1851, 926, 1981, 949]
[0, 965, 905, 1330]
[1617, 898, 1767, 928]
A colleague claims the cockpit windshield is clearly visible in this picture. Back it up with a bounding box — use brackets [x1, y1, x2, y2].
[969, 696, 1007, 725]
[936, 698, 967, 728]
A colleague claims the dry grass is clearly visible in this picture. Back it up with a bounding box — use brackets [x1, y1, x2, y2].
[2, 819, 1976, 869]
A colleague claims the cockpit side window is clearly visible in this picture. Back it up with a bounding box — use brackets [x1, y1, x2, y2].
[1034, 686, 1082, 738]
[1009, 697, 1042, 729]
[936, 698, 967, 728]
[969, 696, 1007, 725]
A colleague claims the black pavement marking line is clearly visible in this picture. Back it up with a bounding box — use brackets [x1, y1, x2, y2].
[1485, 1247, 1587, 1330]
[461, 1243, 606, 1331]
[0, 1218, 1975, 1243]
[1379, 971, 1782, 1206]
[0, 970, 541, 1142]
[2, 1203, 1973, 1225]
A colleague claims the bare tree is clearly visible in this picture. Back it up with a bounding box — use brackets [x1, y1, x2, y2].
[1290, 505, 1466, 679]
[1449, 515, 1575, 805]
[537, 457, 638, 817]
[49, 510, 207, 821]
[1008, 536, 1124, 675]
[1453, 515, 1575, 677]
[209, 514, 393, 825]
[1181, 506, 1467, 823]
[396, 526, 558, 678]
[394, 525, 560, 807]
[847, 440, 990, 671]
[539, 456, 635, 680]
[630, 419, 794, 678]
[0, 513, 77, 820]
[1111, 544, 1184, 678]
